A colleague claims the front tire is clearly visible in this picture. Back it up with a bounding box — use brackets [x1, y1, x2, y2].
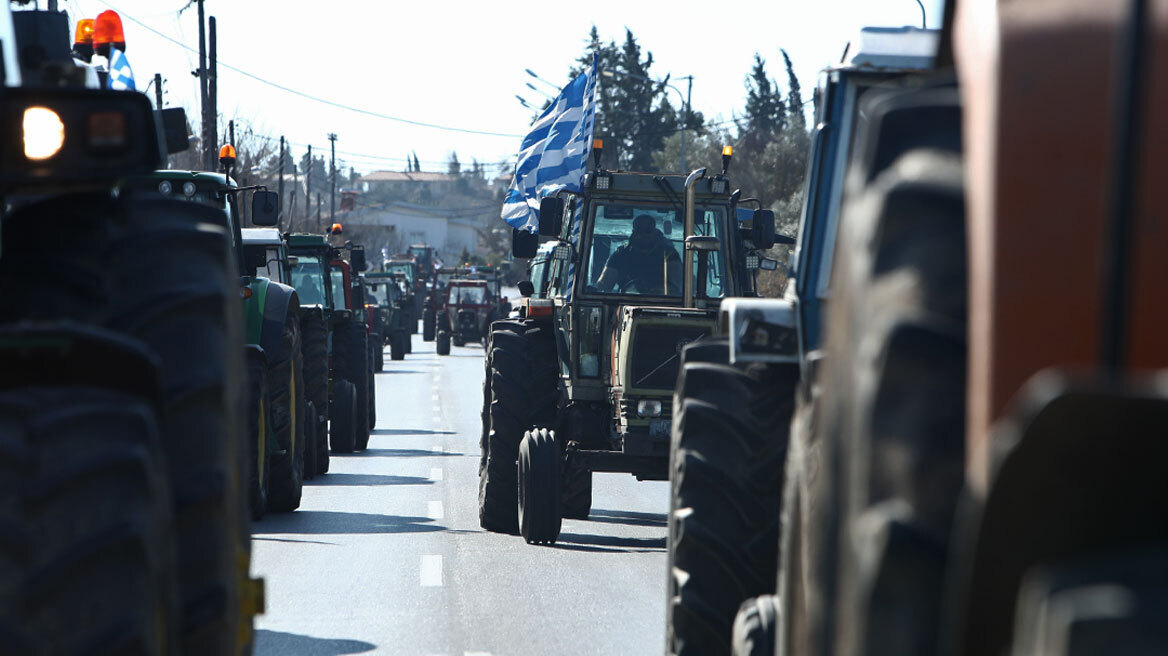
[423, 307, 436, 342]
[519, 428, 562, 545]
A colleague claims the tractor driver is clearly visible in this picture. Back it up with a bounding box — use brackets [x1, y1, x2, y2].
[594, 213, 682, 295]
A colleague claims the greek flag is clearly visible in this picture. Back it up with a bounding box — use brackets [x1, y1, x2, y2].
[501, 55, 597, 232]
[107, 47, 136, 91]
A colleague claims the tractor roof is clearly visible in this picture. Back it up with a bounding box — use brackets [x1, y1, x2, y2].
[835, 27, 938, 72]
[285, 233, 330, 248]
[142, 170, 235, 186]
[241, 228, 282, 246]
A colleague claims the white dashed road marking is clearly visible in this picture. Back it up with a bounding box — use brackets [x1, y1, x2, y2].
[420, 555, 443, 587]
[429, 467, 444, 482]
[428, 500, 444, 520]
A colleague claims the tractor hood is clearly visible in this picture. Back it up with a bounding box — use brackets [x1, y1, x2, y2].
[611, 305, 716, 396]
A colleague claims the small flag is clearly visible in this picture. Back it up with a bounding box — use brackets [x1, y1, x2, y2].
[107, 47, 136, 91]
[501, 54, 598, 233]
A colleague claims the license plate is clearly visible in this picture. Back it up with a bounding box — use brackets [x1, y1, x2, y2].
[649, 418, 671, 438]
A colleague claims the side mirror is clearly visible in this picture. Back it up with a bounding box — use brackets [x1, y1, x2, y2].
[286, 255, 299, 266]
[751, 209, 776, 249]
[538, 197, 564, 236]
[351, 247, 367, 272]
[518, 280, 535, 297]
[155, 108, 190, 154]
[512, 228, 538, 259]
[685, 235, 721, 252]
[251, 190, 279, 226]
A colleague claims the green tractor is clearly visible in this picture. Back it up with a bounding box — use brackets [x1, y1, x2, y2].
[125, 171, 312, 522]
[286, 233, 370, 454]
[480, 148, 777, 545]
[241, 226, 331, 489]
[384, 254, 423, 338]
[365, 270, 414, 361]
[0, 5, 263, 651]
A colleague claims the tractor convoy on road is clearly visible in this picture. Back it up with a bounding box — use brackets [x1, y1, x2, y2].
[3, 0, 1166, 654]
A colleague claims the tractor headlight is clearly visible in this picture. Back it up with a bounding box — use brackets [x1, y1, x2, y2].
[23, 107, 66, 160]
[637, 399, 662, 418]
[182, 181, 197, 197]
[710, 178, 728, 194]
[746, 253, 760, 270]
[157, 180, 173, 194]
[594, 173, 611, 190]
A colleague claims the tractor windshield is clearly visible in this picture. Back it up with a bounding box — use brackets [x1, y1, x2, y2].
[330, 270, 347, 311]
[290, 256, 328, 306]
[450, 285, 486, 305]
[387, 263, 415, 285]
[584, 203, 729, 298]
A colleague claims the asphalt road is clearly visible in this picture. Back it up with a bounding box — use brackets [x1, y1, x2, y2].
[252, 331, 670, 656]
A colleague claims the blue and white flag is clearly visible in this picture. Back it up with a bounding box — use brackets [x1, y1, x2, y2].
[501, 55, 597, 233]
[107, 47, 136, 91]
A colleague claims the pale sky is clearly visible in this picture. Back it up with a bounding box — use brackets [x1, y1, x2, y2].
[56, 0, 944, 176]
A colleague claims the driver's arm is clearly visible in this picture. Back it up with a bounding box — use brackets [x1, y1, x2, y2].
[595, 250, 622, 291]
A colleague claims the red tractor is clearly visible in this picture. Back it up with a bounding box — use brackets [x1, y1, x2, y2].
[434, 278, 498, 356]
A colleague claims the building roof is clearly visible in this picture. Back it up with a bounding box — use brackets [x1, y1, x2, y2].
[358, 171, 458, 184]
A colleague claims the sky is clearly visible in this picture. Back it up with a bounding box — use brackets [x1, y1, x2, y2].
[54, 0, 945, 178]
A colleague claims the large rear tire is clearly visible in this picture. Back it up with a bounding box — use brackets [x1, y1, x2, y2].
[561, 462, 592, 520]
[816, 150, 967, 656]
[330, 380, 357, 454]
[0, 193, 254, 654]
[666, 340, 798, 656]
[335, 321, 370, 452]
[436, 329, 451, 356]
[300, 308, 330, 476]
[479, 321, 558, 534]
[245, 352, 270, 520]
[0, 330, 181, 656]
[268, 312, 306, 513]
[423, 307, 436, 342]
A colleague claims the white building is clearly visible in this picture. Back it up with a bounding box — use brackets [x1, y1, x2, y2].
[334, 201, 479, 261]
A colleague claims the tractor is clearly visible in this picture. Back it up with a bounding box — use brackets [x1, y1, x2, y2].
[661, 26, 941, 656]
[384, 254, 423, 337]
[434, 278, 494, 355]
[0, 5, 263, 653]
[365, 270, 414, 361]
[479, 143, 777, 545]
[285, 233, 370, 454]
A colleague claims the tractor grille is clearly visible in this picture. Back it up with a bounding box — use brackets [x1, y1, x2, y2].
[628, 325, 710, 390]
[457, 310, 477, 328]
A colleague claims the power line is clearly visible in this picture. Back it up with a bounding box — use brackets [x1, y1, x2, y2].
[96, 1, 525, 139]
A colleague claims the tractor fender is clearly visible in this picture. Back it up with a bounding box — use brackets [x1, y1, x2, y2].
[251, 278, 301, 364]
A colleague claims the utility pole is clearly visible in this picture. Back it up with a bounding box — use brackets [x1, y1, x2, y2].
[305, 144, 312, 225]
[196, 0, 209, 170]
[208, 16, 218, 164]
[682, 75, 693, 173]
[328, 133, 337, 222]
[316, 193, 322, 229]
[153, 73, 163, 109]
[278, 136, 286, 228]
[292, 161, 299, 233]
